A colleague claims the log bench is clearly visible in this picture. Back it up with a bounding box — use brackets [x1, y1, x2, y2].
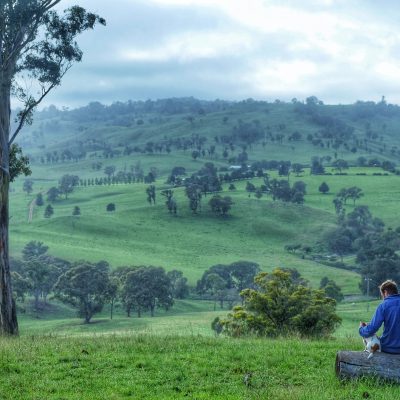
[336, 351, 400, 383]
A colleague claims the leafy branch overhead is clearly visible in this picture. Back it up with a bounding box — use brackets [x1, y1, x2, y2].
[4, 3, 106, 145]
[0, 1, 105, 335]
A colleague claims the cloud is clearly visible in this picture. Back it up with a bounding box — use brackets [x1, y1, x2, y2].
[29, 0, 400, 107]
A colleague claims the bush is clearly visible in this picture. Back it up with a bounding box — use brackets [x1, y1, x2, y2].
[219, 269, 341, 338]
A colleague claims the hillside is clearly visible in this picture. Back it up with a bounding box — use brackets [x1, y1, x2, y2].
[10, 97, 400, 294]
[15, 97, 400, 175]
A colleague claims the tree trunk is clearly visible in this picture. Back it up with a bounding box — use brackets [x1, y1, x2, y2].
[0, 81, 18, 335]
[336, 351, 400, 383]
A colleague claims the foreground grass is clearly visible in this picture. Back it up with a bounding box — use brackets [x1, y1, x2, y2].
[0, 334, 396, 400]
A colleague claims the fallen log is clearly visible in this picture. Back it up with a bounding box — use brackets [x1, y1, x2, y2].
[336, 351, 400, 383]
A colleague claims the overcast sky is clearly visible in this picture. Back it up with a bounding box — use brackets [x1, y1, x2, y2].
[39, 0, 400, 107]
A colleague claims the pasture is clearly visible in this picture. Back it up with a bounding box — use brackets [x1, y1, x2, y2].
[0, 332, 395, 400]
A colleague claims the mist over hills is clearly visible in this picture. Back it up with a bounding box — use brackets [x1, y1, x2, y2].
[14, 96, 400, 174]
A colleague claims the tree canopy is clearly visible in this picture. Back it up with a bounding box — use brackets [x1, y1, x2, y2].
[54, 262, 111, 323]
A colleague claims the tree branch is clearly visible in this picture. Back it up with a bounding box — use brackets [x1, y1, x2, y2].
[8, 66, 67, 147]
[5, 1, 62, 68]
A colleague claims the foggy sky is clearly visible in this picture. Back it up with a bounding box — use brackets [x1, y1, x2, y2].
[34, 0, 400, 107]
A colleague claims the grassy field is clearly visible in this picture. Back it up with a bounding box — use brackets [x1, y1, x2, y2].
[15, 296, 380, 339]
[0, 333, 396, 400]
[10, 171, 368, 291]
[10, 166, 400, 292]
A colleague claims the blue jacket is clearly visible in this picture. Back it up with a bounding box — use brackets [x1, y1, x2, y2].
[359, 294, 400, 354]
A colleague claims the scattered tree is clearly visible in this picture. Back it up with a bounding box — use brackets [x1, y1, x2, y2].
[208, 195, 233, 216]
[106, 203, 116, 212]
[59, 174, 79, 199]
[47, 187, 60, 202]
[44, 204, 54, 218]
[121, 266, 173, 317]
[161, 189, 177, 214]
[54, 262, 111, 323]
[146, 185, 156, 205]
[23, 179, 33, 195]
[319, 182, 330, 195]
[35, 193, 44, 206]
[104, 165, 116, 178]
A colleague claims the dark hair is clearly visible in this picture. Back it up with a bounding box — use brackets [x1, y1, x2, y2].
[380, 280, 399, 296]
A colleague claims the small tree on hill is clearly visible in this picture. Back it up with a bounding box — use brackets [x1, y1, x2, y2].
[348, 186, 364, 205]
[104, 165, 116, 178]
[161, 189, 177, 214]
[319, 182, 330, 195]
[208, 195, 233, 216]
[44, 204, 54, 218]
[255, 188, 263, 200]
[72, 206, 81, 216]
[292, 163, 304, 176]
[47, 187, 60, 202]
[192, 150, 200, 161]
[332, 159, 349, 173]
[23, 179, 33, 195]
[35, 193, 44, 206]
[185, 184, 202, 213]
[106, 203, 116, 212]
[59, 174, 79, 199]
[246, 181, 256, 193]
[146, 185, 156, 205]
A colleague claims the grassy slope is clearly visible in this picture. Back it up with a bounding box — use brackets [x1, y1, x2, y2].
[10, 170, 370, 292]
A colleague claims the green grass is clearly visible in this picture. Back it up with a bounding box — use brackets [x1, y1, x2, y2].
[0, 333, 397, 399]
[10, 176, 361, 292]
[12, 166, 400, 294]
[15, 296, 380, 340]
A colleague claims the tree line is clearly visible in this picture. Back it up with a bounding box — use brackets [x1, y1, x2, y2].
[326, 194, 400, 296]
[11, 241, 189, 323]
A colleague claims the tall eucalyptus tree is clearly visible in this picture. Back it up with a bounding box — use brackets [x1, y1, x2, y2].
[0, 1, 105, 334]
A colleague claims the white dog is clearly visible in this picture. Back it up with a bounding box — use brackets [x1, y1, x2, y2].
[363, 335, 381, 359]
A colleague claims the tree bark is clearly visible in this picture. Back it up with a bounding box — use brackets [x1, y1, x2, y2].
[336, 351, 400, 383]
[0, 79, 18, 335]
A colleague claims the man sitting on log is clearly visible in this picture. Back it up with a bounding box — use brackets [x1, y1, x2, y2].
[359, 280, 400, 354]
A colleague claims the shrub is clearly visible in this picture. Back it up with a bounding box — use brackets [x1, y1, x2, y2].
[219, 269, 341, 338]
